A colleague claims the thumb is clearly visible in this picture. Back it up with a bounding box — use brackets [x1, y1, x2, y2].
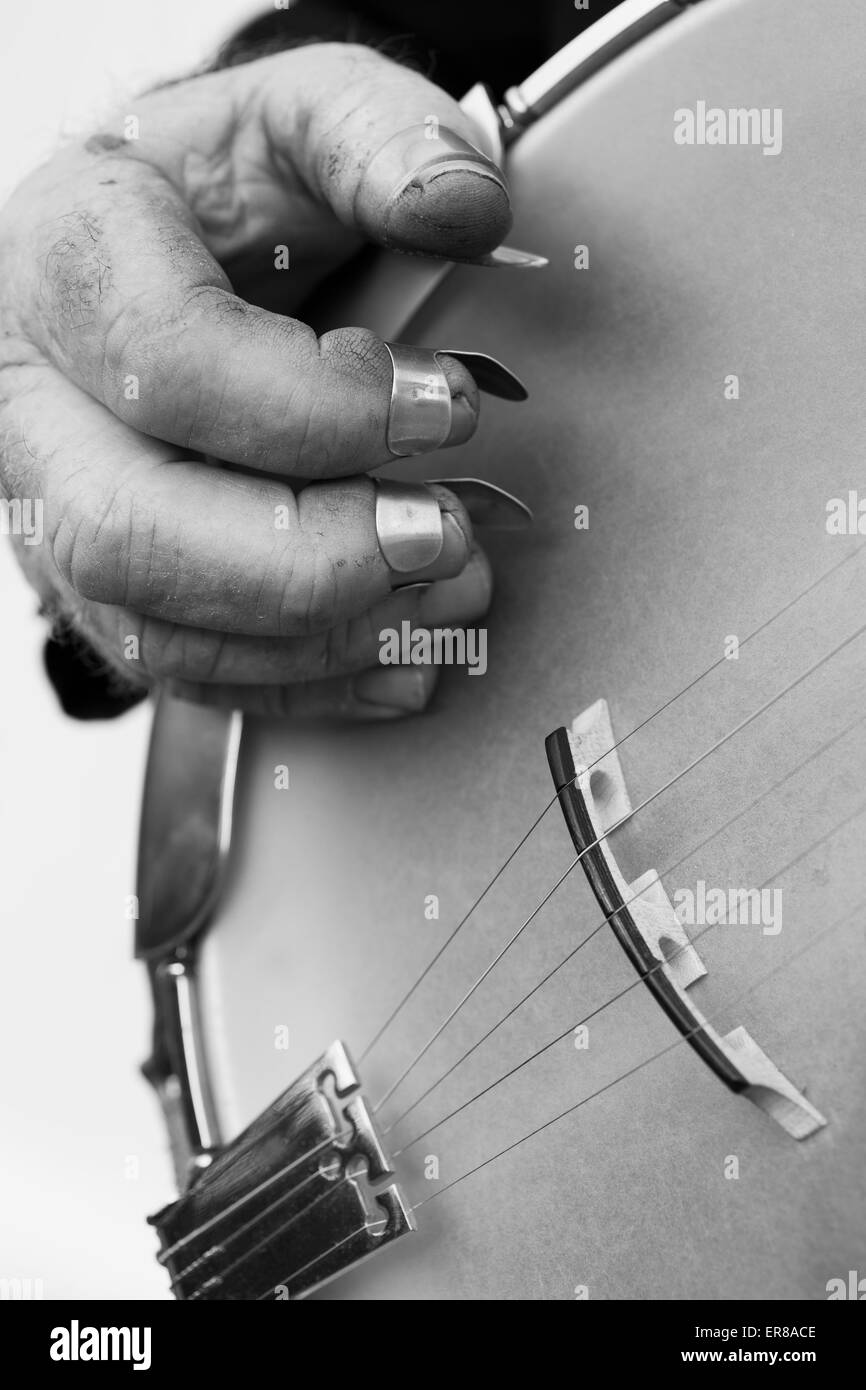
[259, 42, 513, 260]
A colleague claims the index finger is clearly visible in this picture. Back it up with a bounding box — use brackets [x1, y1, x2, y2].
[20, 46, 519, 475]
[26, 166, 480, 476]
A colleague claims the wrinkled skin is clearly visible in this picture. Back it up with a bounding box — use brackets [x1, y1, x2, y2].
[0, 44, 513, 717]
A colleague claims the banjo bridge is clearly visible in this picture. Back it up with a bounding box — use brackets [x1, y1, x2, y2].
[149, 1040, 414, 1300]
[547, 700, 827, 1141]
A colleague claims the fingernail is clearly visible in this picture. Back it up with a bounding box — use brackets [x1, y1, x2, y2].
[354, 665, 430, 714]
[357, 124, 512, 260]
[442, 507, 471, 551]
[390, 579, 435, 594]
[445, 392, 479, 447]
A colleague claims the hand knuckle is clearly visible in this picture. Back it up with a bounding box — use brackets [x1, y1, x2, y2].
[277, 543, 338, 635]
[140, 623, 227, 683]
[37, 209, 115, 347]
[101, 284, 211, 426]
[52, 483, 132, 604]
[320, 325, 388, 380]
[301, 576, 338, 634]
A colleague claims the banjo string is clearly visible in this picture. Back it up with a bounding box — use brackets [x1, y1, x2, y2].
[170, 770, 864, 1281]
[167, 619, 861, 1262]
[166, 566, 864, 1278]
[411, 898, 864, 1214]
[181, 1169, 336, 1296]
[248, 895, 863, 1299]
[371, 618, 866, 1113]
[382, 705, 866, 1136]
[357, 793, 559, 1063]
[255, 1225, 363, 1301]
[157, 1134, 336, 1265]
[357, 544, 864, 1065]
[392, 802, 866, 1156]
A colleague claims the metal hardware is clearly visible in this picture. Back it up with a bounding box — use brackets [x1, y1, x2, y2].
[150, 1042, 414, 1300]
[500, 0, 702, 143]
[138, 699, 413, 1295]
[431, 479, 533, 529]
[439, 351, 528, 401]
[137, 695, 243, 1184]
[136, 699, 241, 962]
[375, 478, 446, 570]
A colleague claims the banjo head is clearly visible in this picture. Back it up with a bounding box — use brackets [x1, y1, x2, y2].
[195, 0, 866, 1299]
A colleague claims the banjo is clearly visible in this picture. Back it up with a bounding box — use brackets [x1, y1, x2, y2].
[135, 0, 866, 1300]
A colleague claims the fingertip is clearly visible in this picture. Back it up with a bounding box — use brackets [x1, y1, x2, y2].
[352, 663, 439, 717]
[416, 544, 493, 625]
[355, 125, 513, 260]
[385, 163, 513, 260]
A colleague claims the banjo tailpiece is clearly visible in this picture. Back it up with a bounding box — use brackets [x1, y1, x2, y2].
[149, 1041, 414, 1301]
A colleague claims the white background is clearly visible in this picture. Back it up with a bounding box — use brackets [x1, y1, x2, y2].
[0, 0, 260, 1300]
